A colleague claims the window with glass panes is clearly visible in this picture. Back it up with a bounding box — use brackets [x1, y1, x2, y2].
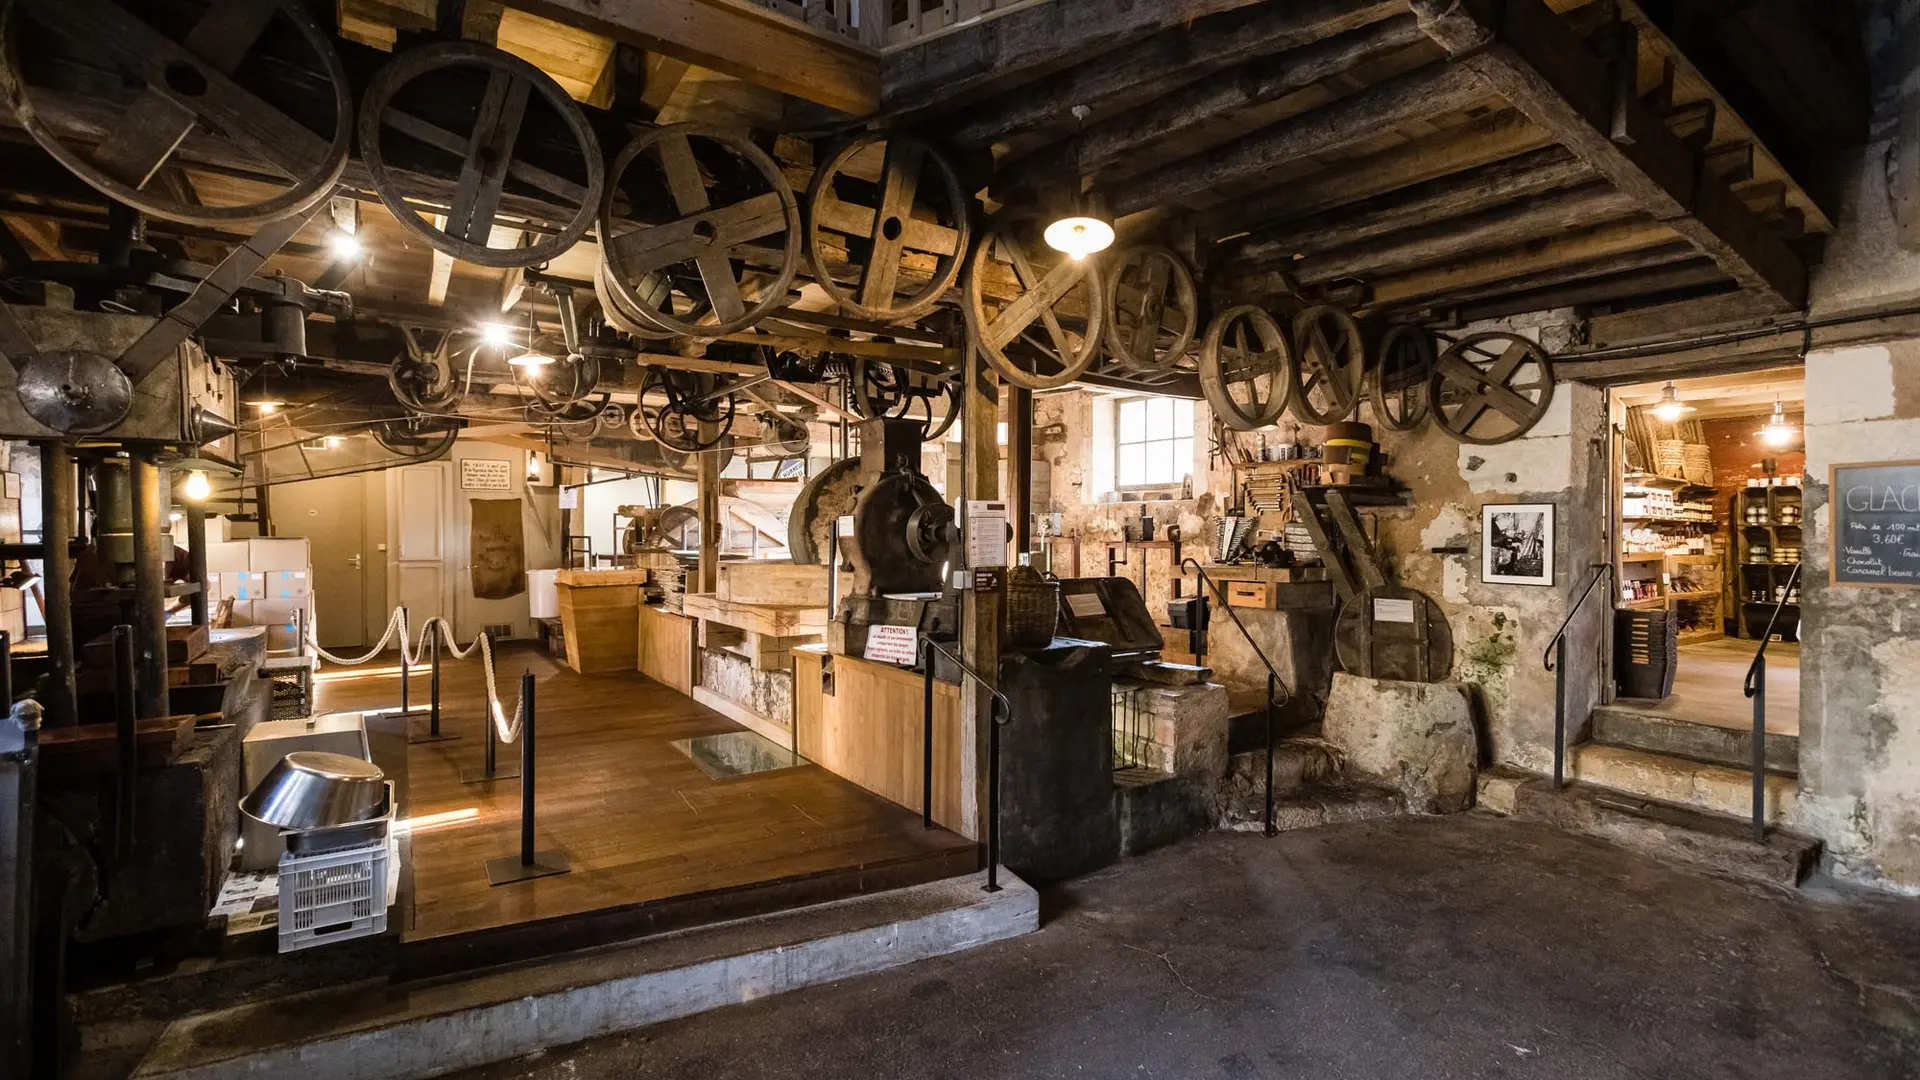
[1116, 397, 1194, 489]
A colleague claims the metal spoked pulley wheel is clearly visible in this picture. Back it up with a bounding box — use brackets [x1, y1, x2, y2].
[388, 327, 463, 412]
[1102, 245, 1198, 370]
[0, 0, 353, 227]
[373, 414, 460, 459]
[806, 133, 971, 323]
[964, 215, 1106, 391]
[1369, 324, 1434, 432]
[1198, 305, 1291, 431]
[600, 123, 803, 338]
[359, 41, 603, 268]
[639, 367, 738, 452]
[1429, 332, 1557, 445]
[1289, 304, 1364, 425]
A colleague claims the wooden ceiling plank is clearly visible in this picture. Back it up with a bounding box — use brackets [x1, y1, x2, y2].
[1411, 0, 1807, 311]
[515, 0, 878, 116]
[1452, 257, 1727, 322]
[1106, 63, 1494, 217]
[1362, 218, 1677, 308]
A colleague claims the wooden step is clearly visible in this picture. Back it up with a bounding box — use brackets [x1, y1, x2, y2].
[1570, 742, 1797, 825]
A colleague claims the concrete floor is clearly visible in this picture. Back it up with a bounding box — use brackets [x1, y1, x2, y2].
[446, 816, 1920, 1080]
[1618, 638, 1801, 734]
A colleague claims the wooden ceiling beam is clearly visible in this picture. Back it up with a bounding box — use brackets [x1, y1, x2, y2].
[1107, 63, 1493, 217]
[996, 14, 1425, 200]
[1287, 182, 1643, 286]
[1221, 145, 1587, 266]
[514, 0, 878, 116]
[1411, 0, 1807, 311]
[883, 0, 1285, 116]
[1361, 218, 1678, 308]
[1451, 257, 1728, 323]
[1386, 240, 1703, 314]
[946, 0, 1405, 148]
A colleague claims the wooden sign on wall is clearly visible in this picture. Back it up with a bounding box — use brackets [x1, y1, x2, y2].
[1830, 460, 1920, 589]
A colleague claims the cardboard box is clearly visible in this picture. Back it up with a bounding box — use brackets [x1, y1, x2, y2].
[254, 599, 313, 651]
[226, 600, 255, 627]
[207, 540, 251, 574]
[264, 569, 310, 599]
[248, 537, 310, 573]
[206, 572, 223, 600]
[229, 572, 268, 601]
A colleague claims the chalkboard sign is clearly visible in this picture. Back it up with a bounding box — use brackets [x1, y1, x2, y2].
[1830, 460, 1920, 588]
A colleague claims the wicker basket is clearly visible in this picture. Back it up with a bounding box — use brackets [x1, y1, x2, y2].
[1681, 444, 1713, 486]
[1654, 439, 1688, 479]
[1614, 608, 1678, 700]
[1005, 564, 1060, 648]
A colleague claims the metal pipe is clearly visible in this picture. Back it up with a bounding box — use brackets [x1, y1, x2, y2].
[185, 502, 208, 627]
[520, 669, 536, 866]
[986, 696, 1003, 894]
[483, 696, 498, 778]
[128, 457, 168, 720]
[112, 625, 135, 861]
[1750, 655, 1766, 844]
[1264, 671, 1277, 838]
[38, 444, 74, 728]
[430, 623, 442, 738]
[921, 639, 935, 829]
[1553, 638, 1568, 791]
[399, 606, 410, 712]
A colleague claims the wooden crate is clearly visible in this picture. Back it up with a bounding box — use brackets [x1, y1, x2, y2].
[713, 562, 828, 607]
[1225, 581, 1277, 610]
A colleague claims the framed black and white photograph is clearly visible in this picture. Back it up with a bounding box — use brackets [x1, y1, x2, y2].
[1482, 503, 1555, 586]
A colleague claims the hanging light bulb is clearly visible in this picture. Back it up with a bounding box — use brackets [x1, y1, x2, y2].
[507, 351, 554, 370]
[1651, 382, 1694, 423]
[1044, 215, 1115, 261]
[246, 399, 283, 414]
[1757, 397, 1796, 448]
[182, 470, 211, 502]
[480, 322, 515, 348]
[327, 229, 362, 260]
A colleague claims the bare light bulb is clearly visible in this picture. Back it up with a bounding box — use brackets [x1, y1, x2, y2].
[183, 470, 211, 502]
[1651, 382, 1693, 423]
[327, 230, 362, 260]
[1758, 401, 1796, 448]
[481, 323, 515, 348]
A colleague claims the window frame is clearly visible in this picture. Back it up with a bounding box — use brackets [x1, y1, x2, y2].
[1112, 395, 1195, 493]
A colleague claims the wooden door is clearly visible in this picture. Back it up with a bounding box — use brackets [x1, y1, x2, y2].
[272, 474, 367, 649]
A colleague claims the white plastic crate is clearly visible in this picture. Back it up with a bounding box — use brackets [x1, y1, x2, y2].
[277, 840, 390, 953]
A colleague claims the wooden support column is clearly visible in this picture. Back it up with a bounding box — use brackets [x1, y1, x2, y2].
[1410, 0, 1807, 311]
[959, 345, 1000, 844]
[129, 456, 168, 721]
[696, 434, 721, 595]
[1009, 387, 1032, 560]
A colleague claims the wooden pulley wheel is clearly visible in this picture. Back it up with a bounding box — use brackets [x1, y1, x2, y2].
[1334, 585, 1453, 683]
[600, 123, 802, 338]
[963, 216, 1106, 391]
[806, 133, 971, 322]
[1198, 305, 1291, 432]
[1288, 304, 1364, 425]
[359, 42, 603, 268]
[1429, 332, 1556, 445]
[594, 259, 681, 341]
[1102, 245, 1198, 370]
[1369, 324, 1434, 432]
[0, 0, 352, 228]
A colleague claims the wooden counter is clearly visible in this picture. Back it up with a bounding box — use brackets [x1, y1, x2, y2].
[554, 570, 647, 675]
[793, 647, 969, 838]
[637, 603, 696, 693]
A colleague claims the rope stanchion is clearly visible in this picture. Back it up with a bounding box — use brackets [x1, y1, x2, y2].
[309, 607, 525, 749]
[486, 669, 569, 886]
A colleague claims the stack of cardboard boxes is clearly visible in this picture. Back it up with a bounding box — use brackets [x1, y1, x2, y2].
[207, 536, 315, 653]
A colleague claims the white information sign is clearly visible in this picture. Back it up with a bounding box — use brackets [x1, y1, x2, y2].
[1066, 592, 1107, 618]
[460, 458, 513, 491]
[863, 624, 920, 666]
[558, 486, 579, 510]
[966, 500, 1009, 568]
[1373, 597, 1417, 624]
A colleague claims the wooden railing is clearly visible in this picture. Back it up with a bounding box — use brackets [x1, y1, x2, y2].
[745, 0, 1026, 49]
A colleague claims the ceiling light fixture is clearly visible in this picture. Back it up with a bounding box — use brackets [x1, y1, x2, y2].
[1651, 382, 1694, 423]
[481, 322, 515, 348]
[507, 351, 554, 370]
[246, 399, 284, 414]
[1045, 104, 1116, 262]
[182, 470, 212, 502]
[1757, 396, 1796, 448]
[327, 230, 362, 260]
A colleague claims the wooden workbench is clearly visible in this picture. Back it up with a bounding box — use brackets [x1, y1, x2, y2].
[554, 568, 648, 675]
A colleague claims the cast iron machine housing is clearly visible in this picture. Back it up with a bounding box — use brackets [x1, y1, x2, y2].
[822, 416, 959, 657]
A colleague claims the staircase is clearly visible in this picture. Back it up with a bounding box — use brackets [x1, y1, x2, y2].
[1574, 702, 1798, 824]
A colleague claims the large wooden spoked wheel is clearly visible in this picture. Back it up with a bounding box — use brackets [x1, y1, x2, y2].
[1370, 324, 1434, 432]
[963, 217, 1106, 391]
[1289, 304, 1364, 425]
[600, 123, 802, 338]
[1429, 332, 1557, 445]
[1102, 245, 1198, 370]
[806, 133, 971, 323]
[0, 0, 352, 228]
[359, 42, 603, 268]
[1199, 305, 1292, 431]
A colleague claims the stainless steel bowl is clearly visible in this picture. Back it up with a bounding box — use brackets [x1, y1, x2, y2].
[240, 751, 387, 830]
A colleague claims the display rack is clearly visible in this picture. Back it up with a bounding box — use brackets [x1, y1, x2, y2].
[1618, 472, 1723, 642]
[1734, 482, 1802, 641]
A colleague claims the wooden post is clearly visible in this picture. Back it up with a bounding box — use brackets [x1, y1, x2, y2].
[696, 432, 721, 595]
[959, 345, 1001, 845]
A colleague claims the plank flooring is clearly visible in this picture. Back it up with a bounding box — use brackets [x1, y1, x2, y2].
[314, 644, 976, 956]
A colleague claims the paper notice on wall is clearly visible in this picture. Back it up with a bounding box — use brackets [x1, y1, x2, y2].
[1373, 597, 1416, 624]
[558, 486, 578, 510]
[863, 624, 919, 666]
[966, 501, 1009, 568]
[460, 458, 513, 491]
[1066, 592, 1107, 619]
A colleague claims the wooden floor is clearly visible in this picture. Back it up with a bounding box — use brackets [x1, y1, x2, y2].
[315, 644, 976, 959]
[1616, 638, 1800, 734]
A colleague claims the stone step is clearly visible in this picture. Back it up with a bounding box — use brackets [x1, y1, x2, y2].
[1213, 739, 1345, 829]
[1591, 706, 1798, 774]
[1477, 766, 1822, 887]
[1219, 779, 1405, 834]
[1569, 742, 1797, 825]
[125, 869, 1036, 1080]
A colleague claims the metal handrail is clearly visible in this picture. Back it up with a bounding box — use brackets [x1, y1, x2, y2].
[1181, 558, 1294, 837]
[1742, 563, 1800, 843]
[1543, 563, 1612, 791]
[920, 637, 1013, 893]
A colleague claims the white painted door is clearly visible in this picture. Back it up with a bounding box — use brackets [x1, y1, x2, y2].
[388, 462, 453, 646]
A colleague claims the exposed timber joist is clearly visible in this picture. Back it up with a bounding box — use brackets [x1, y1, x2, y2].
[1191, 108, 1555, 243]
[1362, 218, 1677, 309]
[1287, 182, 1643, 285]
[948, 0, 1406, 149]
[1452, 256, 1727, 322]
[1222, 146, 1588, 265]
[515, 0, 879, 116]
[996, 14, 1426, 198]
[1411, 0, 1807, 311]
[1399, 240, 1704, 312]
[883, 0, 1283, 116]
[1107, 63, 1494, 217]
